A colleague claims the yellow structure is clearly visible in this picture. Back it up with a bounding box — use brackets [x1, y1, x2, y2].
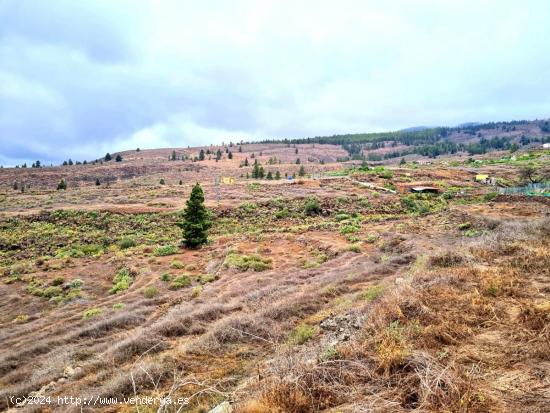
[475, 174, 489, 182]
[221, 176, 235, 185]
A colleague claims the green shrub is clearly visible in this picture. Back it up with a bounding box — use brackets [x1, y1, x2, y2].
[275, 208, 290, 219]
[304, 197, 321, 215]
[224, 253, 272, 272]
[51, 276, 64, 286]
[110, 267, 133, 294]
[340, 223, 360, 234]
[483, 192, 498, 202]
[143, 286, 158, 298]
[365, 233, 379, 243]
[154, 245, 178, 256]
[199, 273, 218, 284]
[458, 222, 471, 230]
[113, 302, 125, 310]
[43, 286, 63, 298]
[360, 285, 385, 302]
[118, 237, 137, 249]
[170, 275, 191, 289]
[191, 285, 203, 298]
[347, 244, 361, 253]
[160, 272, 171, 282]
[69, 278, 83, 289]
[288, 324, 316, 345]
[83, 308, 102, 319]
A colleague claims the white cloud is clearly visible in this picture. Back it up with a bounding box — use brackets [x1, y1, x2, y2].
[1, 0, 549, 165]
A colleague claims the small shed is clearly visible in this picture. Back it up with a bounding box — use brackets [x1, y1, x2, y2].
[410, 186, 439, 194]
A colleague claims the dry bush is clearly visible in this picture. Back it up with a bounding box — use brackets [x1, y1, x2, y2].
[75, 310, 148, 338]
[85, 361, 167, 400]
[107, 331, 169, 364]
[189, 314, 275, 354]
[428, 251, 464, 268]
[152, 314, 196, 337]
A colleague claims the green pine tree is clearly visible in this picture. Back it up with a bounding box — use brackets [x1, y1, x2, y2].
[275, 170, 281, 180]
[266, 171, 273, 180]
[178, 183, 211, 248]
[298, 165, 306, 176]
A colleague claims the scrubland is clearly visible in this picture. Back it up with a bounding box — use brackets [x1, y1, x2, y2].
[0, 144, 549, 412]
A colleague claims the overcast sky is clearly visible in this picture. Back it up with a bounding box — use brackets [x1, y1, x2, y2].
[1, 0, 550, 165]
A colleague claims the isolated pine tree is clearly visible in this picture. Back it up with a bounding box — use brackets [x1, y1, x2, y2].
[115, 154, 122, 162]
[275, 170, 281, 180]
[57, 179, 67, 190]
[298, 165, 306, 176]
[95, 178, 101, 186]
[266, 171, 273, 180]
[105, 153, 112, 161]
[179, 183, 211, 248]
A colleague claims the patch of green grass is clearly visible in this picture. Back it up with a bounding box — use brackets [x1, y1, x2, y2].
[109, 267, 133, 294]
[359, 285, 385, 302]
[51, 276, 64, 286]
[483, 191, 498, 202]
[224, 253, 272, 272]
[288, 324, 316, 345]
[153, 245, 178, 256]
[169, 275, 191, 290]
[83, 308, 102, 319]
[160, 272, 171, 282]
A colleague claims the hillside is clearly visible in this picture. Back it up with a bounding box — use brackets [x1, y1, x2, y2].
[0, 129, 549, 412]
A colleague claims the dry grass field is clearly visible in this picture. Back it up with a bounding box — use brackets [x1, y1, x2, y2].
[0, 144, 549, 412]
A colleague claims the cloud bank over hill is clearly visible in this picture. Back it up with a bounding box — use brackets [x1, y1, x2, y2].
[1, 0, 550, 165]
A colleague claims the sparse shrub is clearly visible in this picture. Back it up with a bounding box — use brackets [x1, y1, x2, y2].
[56, 179, 67, 190]
[43, 286, 63, 298]
[304, 197, 321, 215]
[170, 259, 185, 269]
[340, 223, 360, 234]
[185, 263, 197, 271]
[224, 253, 272, 272]
[159, 178, 165, 185]
[288, 324, 316, 345]
[483, 191, 498, 202]
[83, 308, 102, 319]
[160, 272, 171, 282]
[429, 252, 464, 267]
[365, 233, 379, 243]
[170, 275, 191, 289]
[376, 321, 410, 374]
[191, 285, 203, 298]
[118, 237, 136, 249]
[51, 276, 64, 286]
[70, 278, 83, 289]
[113, 303, 125, 310]
[143, 286, 158, 298]
[347, 244, 361, 253]
[458, 222, 471, 230]
[110, 267, 133, 294]
[153, 245, 178, 256]
[275, 208, 290, 219]
[199, 273, 218, 284]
